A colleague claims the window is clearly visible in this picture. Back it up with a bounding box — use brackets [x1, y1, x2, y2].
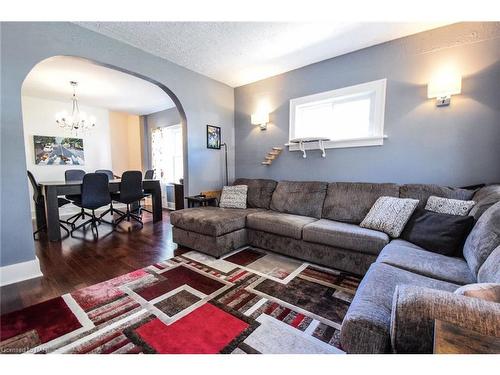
[289, 79, 386, 150]
[151, 124, 183, 185]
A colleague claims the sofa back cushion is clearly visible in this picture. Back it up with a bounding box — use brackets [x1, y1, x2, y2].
[469, 184, 500, 220]
[322, 182, 400, 223]
[478, 245, 500, 284]
[270, 180, 328, 218]
[233, 178, 277, 209]
[399, 184, 474, 209]
[463, 201, 500, 276]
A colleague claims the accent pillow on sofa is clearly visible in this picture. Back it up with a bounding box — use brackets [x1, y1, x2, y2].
[454, 283, 500, 303]
[425, 196, 475, 216]
[400, 208, 475, 256]
[360, 196, 419, 238]
[219, 185, 248, 209]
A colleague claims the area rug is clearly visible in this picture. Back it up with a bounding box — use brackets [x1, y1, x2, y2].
[0, 247, 361, 354]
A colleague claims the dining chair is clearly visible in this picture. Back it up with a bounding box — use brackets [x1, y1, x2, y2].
[27, 171, 72, 239]
[139, 169, 155, 214]
[71, 173, 112, 239]
[111, 171, 144, 228]
[65, 169, 86, 225]
[95, 169, 115, 180]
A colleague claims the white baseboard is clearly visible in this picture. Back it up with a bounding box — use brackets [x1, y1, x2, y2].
[0, 256, 43, 286]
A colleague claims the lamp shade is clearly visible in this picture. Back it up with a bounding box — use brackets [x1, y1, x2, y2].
[427, 72, 462, 99]
[251, 112, 269, 125]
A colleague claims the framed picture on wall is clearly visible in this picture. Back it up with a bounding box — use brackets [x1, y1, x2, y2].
[206, 125, 221, 149]
[33, 135, 85, 165]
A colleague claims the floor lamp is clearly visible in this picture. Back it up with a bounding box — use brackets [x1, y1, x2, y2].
[221, 143, 228, 186]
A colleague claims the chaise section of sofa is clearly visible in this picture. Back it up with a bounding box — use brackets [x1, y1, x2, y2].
[170, 206, 263, 257]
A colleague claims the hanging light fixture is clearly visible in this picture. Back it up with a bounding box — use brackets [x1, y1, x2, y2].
[55, 81, 96, 135]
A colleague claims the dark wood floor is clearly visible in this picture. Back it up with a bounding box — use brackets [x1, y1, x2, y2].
[0, 208, 180, 315]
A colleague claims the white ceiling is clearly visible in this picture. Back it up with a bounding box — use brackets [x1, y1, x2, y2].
[76, 22, 451, 87]
[22, 56, 175, 115]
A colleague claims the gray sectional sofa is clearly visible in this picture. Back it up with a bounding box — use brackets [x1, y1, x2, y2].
[170, 179, 500, 353]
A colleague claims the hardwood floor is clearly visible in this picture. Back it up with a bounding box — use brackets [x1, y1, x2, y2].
[0, 208, 180, 315]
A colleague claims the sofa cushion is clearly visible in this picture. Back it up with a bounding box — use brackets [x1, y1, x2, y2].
[454, 283, 500, 303]
[303, 219, 389, 255]
[400, 208, 474, 257]
[469, 184, 500, 220]
[233, 178, 277, 209]
[377, 242, 476, 285]
[477, 245, 500, 284]
[463, 201, 500, 276]
[360, 197, 419, 238]
[400, 184, 474, 209]
[321, 182, 400, 224]
[246, 211, 317, 239]
[170, 207, 262, 237]
[340, 262, 459, 353]
[270, 181, 327, 219]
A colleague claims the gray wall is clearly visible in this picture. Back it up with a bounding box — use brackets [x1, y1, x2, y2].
[0, 22, 235, 267]
[235, 22, 500, 187]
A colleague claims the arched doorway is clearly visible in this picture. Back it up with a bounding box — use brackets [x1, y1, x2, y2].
[21, 55, 188, 238]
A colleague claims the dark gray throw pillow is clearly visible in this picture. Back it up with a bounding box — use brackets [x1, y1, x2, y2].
[401, 209, 474, 256]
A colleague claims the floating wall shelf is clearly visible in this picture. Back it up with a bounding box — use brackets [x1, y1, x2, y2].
[261, 147, 283, 166]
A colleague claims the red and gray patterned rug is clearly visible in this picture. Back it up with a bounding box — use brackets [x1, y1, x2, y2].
[0, 247, 360, 354]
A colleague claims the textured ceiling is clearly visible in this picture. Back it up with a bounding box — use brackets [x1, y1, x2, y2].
[76, 22, 450, 87]
[23, 56, 175, 115]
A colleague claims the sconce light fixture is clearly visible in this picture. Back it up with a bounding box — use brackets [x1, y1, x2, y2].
[427, 71, 462, 107]
[251, 112, 269, 131]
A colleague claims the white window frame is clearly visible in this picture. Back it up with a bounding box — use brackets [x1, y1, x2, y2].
[288, 79, 387, 151]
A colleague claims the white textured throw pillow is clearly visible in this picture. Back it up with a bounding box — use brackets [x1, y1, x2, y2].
[425, 196, 475, 216]
[360, 196, 419, 238]
[219, 185, 248, 209]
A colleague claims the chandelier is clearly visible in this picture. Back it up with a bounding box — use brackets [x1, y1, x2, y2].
[55, 81, 96, 135]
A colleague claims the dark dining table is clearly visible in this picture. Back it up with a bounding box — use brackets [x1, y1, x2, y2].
[37, 179, 162, 241]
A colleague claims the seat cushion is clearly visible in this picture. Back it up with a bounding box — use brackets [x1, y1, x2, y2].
[246, 211, 317, 239]
[270, 181, 327, 219]
[170, 207, 262, 237]
[340, 262, 459, 354]
[233, 178, 277, 209]
[322, 182, 399, 224]
[377, 242, 476, 285]
[303, 219, 389, 255]
[399, 184, 474, 209]
[463, 201, 500, 276]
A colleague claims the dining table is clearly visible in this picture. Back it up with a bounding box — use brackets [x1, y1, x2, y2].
[37, 178, 162, 241]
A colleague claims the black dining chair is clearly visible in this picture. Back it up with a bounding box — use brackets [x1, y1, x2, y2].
[71, 173, 112, 239]
[111, 171, 144, 228]
[139, 169, 155, 214]
[27, 171, 72, 239]
[95, 169, 115, 181]
[65, 169, 87, 225]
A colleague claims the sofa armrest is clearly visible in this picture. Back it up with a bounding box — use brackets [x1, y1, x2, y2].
[390, 285, 500, 353]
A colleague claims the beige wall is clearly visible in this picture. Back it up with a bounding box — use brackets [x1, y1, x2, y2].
[109, 111, 143, 175]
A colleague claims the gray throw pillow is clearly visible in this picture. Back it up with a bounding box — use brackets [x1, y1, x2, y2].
[360, 196, 419, 238]
[425, 196, 475, 216]
[219, 185, 248, 209]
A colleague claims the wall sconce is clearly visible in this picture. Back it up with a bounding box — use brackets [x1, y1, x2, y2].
[251, 112, 269, 131]
[427, 71, 462, 107]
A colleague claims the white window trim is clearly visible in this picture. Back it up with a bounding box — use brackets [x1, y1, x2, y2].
[288, 78, 387, 151]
